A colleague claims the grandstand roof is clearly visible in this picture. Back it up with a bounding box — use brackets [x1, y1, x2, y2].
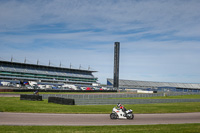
[107, 78, 200, 89]
[0, 60, 97, 73]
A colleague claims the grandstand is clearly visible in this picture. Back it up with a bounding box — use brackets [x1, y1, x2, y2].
[0, 60, 98, 85]
[107, 78, 200, 92]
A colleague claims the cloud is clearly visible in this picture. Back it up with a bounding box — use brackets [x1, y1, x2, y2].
[0, 0, 200, 84]
[1, 0, 200, 34]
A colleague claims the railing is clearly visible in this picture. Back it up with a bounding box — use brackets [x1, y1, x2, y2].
[40, 92, 200, 105]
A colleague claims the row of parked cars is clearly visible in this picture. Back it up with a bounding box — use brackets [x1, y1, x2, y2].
[0, 80, 108, 90]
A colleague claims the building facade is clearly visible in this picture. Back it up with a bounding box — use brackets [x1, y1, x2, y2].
[107, 78, 200, 92]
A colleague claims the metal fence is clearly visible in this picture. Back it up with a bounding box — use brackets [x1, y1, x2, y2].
[41, 93, 164, 99]
[74, 99, 200, 105]
[40, 92, 200, 105]
[41, 92, 200, 99]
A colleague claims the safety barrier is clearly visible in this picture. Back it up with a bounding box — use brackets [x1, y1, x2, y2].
[48, 97, 75, 105]
[20, 94, 42, 101]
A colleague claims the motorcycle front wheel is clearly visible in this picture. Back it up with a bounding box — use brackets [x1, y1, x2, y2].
[127, 114, 134, 120]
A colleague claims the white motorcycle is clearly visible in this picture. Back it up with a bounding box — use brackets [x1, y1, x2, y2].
[110, 107, 134, 120]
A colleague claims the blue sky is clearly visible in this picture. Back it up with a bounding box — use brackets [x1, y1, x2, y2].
[1, 0, 200, 84]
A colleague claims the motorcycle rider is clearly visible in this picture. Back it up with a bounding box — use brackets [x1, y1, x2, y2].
[117, 103, 127, 116]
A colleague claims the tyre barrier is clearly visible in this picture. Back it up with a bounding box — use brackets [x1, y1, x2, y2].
[48, 97, 75, 105]
[20, 94, 42, 101]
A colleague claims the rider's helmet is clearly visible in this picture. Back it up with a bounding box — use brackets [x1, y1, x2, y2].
[117, 103, 121, 108]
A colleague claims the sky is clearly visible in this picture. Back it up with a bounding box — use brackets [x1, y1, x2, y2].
[0, 0, 200, 84]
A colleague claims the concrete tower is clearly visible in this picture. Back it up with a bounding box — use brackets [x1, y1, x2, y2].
[113, 42, 120, 89]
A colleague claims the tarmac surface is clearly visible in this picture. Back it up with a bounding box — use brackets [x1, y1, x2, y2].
[0, 94, 19, 97]
[0, 112, 200, 126]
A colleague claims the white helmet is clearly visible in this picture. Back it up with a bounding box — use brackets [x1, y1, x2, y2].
[117, 103, 121, 107]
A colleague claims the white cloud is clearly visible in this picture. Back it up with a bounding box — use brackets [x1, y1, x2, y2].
[1, 0, 200, 35]
[0, 0, 200, 84]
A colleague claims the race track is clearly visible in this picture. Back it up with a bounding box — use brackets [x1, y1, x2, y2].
[0, 112, 200, 126]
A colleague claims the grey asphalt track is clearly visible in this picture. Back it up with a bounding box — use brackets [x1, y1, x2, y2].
[0, 112, 200, 126]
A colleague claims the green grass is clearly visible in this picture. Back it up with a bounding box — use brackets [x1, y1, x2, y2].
[0, 124, 200, 133]
[0, 97, 200, 113]
[0, 97, 200, 132]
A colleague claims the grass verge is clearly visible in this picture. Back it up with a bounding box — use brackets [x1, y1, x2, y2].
[0, 124, 200, 133]
[0, 97, 200, 113]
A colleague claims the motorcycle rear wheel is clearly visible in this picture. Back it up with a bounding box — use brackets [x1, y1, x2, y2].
[110, 113, 118, 119]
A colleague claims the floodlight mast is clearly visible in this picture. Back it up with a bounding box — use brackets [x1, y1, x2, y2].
[113, 42, 120, 91]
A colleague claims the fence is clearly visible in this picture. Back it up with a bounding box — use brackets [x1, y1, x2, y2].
[40, 92, 200, 105]
[41, 92, 200, 99]
[74, 98, 200, 105]
[41, 93, 164, 99]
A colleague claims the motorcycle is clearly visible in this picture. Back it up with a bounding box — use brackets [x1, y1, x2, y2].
[110, 107, 134, 120]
